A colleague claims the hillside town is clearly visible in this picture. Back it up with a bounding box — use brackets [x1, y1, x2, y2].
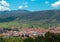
[0, 27, 60, 38]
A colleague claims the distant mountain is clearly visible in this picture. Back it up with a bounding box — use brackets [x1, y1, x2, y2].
[0, 9, 60, 24]
[0, 10, 31, 22]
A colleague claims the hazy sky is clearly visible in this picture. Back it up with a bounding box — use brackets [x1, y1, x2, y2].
[0, 0, 60, 11]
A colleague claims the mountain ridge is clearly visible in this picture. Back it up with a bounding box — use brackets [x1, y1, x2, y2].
[0, 9, 60, 28]
[0, 9, 60, 22]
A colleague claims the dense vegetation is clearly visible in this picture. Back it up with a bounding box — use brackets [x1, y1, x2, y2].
[0, 10, 60, 28]
[0, 32, 60, 42]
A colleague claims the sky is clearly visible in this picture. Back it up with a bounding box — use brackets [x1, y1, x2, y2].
[0, 0, 60, 11]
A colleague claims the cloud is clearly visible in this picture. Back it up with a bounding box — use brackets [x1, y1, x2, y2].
[45, 1, 49, 4]
[31, 0, 36, 1]
[24, 5, 28, 8]
[19, 5, 28, 9]
[22, 2, 28, 5]
[19, 5, 23, 9]
[0, 0, 10, 7]
[19, 2, 28, 9]
[51, 0, 60, 8]
[0, 0, 10, 11]
[0, 5, 10, 11]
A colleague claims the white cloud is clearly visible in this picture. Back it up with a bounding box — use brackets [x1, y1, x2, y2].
[0, 0, 10, 11]
[45, 1, 49, 4]
[19, 2, 28, 9]
[19, 5, 23, 9]
[19, 5, 28, 9]
[0, 0, 10, 7]
[51, 0, 60, 8]
[22, 2, 28, 5]
[31, 0, 36, 1]
[24, 5, 28, 8]
[0, 5, 10, 11]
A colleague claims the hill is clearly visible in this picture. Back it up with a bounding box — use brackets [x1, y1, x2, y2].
[0, 10, 60, 28]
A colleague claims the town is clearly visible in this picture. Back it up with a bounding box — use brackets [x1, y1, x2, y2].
[0, 27, 60, 38]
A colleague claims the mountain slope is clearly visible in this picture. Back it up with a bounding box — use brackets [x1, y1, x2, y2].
[0, 10, 60, 28]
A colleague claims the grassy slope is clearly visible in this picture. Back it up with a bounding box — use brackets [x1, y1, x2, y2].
[0, 21, 60, 28]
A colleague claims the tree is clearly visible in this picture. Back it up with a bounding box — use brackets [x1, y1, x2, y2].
[0, 37, 5, 42]
[54, 33, 60, 42]
[23, 37, 33, 42]
[45, 32, 55, 42]
[34, 36, 45, 42]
